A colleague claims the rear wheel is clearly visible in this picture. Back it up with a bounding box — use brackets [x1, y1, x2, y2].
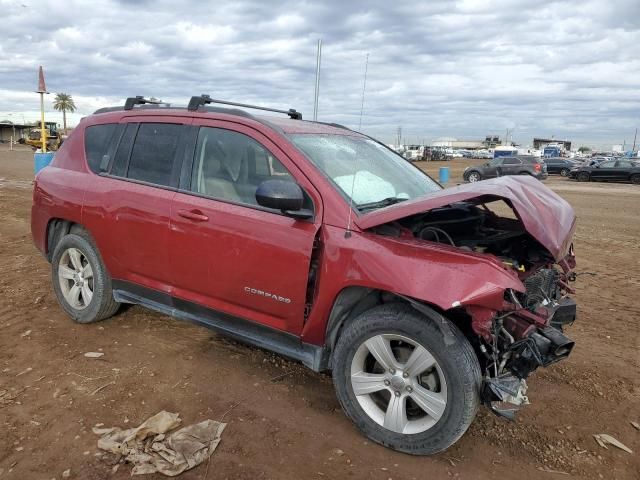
[560, 168, 570, 177]
[577, 171, 590, 182]
[51, 231, 120, 323]
[631, 174, 640, 185]
[332, 304, 481, 455]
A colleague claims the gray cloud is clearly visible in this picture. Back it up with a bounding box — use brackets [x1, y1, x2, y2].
[0, 0, 638, 148]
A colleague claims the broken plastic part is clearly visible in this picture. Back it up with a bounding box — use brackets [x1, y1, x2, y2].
[482, 375, 529, 420]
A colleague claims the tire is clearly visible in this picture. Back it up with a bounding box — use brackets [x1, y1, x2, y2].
[577, 171, 590, 182]
[466, 171, 481, 183]
[560, 168, 570, 177]
[51, 231, 120, 323]
[631, 174, 640, 185]
[332, 303, 481, 455]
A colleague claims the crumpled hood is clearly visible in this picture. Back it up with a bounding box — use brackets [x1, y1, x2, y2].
[354, 175, 576, 261]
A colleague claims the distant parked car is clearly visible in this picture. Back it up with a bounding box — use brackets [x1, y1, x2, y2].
[568, 159, 640, 184]
[544, 157, 578, 177]
[463, 156, 547, 182]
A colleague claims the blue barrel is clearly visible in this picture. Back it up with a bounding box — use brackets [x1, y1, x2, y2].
[34, 152, 55, 175]
[439, 166, 450, 184]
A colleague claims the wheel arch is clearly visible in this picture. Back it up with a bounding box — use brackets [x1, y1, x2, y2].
[45, 218, 90, 262]
[322, 286, 475, 369]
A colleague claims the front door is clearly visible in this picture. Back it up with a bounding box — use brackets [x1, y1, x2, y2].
[484, 158, 503, 178]
[590, 160, 617, 180]
[169, 122, 322, 334]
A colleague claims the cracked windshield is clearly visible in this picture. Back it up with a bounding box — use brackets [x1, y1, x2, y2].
[290, 134, 441, 211]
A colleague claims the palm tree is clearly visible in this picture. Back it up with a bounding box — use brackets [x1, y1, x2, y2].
[53, 93, 76, 133]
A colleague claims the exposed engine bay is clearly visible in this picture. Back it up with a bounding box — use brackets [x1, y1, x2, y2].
[371, 199, 578, 419]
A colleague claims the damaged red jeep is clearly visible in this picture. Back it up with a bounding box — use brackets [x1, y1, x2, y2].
[32, 95, 578, 455]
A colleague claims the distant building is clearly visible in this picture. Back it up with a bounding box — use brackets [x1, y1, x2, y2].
[483, 135, 501, 148]
[0, 122, 32, 143]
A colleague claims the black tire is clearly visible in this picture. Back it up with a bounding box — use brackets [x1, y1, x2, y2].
[560, 168, 570, 177]
[577, 171, 590, 182]
[332, 303, 481, 455]
[518, 171, 531, 176]
[51, 231, 120, 323]
[631, 174, 640, 185]
[466, 171, 481, 182]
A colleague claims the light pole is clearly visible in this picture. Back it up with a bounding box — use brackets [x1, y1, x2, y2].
[36, 66, 49, 152]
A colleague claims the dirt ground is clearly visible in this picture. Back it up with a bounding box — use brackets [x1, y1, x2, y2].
[1, 148, 638, 479]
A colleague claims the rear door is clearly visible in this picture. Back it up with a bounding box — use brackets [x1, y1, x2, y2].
[613, 161, 634, 181]
[169, 121, 322, 334]
[83, 117, 189, 293]
[501, 157, 522, 175]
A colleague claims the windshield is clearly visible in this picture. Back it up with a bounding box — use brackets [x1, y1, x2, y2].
[290, 134, 441, 210]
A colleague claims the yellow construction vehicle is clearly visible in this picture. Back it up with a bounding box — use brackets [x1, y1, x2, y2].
[22, 121, 62, 151]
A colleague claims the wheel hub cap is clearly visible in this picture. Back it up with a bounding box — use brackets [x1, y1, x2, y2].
[350, 333, 448, 435]
[58, 247, 94, 310]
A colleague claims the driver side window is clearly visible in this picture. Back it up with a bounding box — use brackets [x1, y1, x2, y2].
[190, 127, 293, 206]
[488, 158, 503, 166]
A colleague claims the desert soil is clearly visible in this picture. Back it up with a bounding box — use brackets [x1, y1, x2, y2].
[1, 148, 638, 479]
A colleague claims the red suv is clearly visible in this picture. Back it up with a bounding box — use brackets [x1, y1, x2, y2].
[32, 95, 578, 454]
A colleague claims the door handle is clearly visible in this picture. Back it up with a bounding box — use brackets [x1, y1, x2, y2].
[177, 209, 209, 222]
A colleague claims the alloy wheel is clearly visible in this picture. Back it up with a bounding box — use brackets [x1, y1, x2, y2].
[468, 172, 480, 182]
[58, 247, 94, 310]
[350, 334, 447, 434]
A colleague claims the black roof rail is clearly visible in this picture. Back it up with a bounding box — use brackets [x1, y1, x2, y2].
[188, 94, 302, 120]
[124, 96, 169, 110]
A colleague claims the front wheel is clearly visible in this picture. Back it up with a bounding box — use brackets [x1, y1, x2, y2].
[631, 174, 640, 185]
[577, 171, 590, 182]
[560, 168, 570, 177]
[467, 171, 481, 183]
[332, 304, 481, 455]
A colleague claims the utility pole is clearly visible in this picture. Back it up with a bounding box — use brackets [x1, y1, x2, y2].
[313, 39, 322, 121]
[632, 127, 638, 152]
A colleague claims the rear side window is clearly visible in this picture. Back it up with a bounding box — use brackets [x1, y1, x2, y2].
[84, 124, 117, 173]
[111, 124, 137, 178]
[503, 158, 520, 165]
[127, 123, 183, 186]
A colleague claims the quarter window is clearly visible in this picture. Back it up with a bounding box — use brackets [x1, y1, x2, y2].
[127, 123, 183, 186]
[190, 127, 293, 206]
[84, 124, 117, 173]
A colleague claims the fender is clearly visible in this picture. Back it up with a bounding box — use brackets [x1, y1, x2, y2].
[301, 225, 524, 345]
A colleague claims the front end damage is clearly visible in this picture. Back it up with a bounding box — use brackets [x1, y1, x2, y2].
[359, 176, 579, 419]
[470, 255, 577, 419]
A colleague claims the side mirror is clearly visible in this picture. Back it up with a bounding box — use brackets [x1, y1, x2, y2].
[256, 179, 313, 219]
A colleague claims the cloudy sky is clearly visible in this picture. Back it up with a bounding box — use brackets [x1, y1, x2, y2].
[1, 0, 638, 148]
